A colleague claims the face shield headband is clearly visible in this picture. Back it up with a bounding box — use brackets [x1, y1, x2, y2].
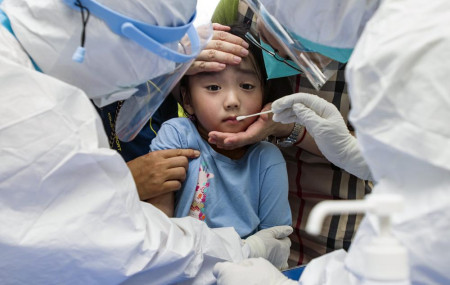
[63, 0, 200, 63]
[64, 0, 209, 142]
[243, 0, 340, 90]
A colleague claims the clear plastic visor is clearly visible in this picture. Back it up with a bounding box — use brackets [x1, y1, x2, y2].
[115, 21, 213, 142]
[244, 0, 340, 90]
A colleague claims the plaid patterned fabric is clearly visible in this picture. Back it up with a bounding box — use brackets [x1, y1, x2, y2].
[231, 0, 373, 266]
[282, 68, 372, 266]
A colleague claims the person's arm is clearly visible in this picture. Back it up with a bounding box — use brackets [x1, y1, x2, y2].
[146, 193, 174, 217]
[0, 61, 247, 284]
[144, 119, 191, 215]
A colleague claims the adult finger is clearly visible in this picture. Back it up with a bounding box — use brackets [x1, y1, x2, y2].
[212, 23, 231, 32]
[164, 166, 188, 182]
[186, 61, 226, 75]
[165, 155, 190, 169]
[161, 180, 183, 192]
[196, 47, 246, 65]
[208, 131, 249, 150]
[158, 148, 200, 159]
[206, 32, 249, 56]
[211, 29, 249, 48]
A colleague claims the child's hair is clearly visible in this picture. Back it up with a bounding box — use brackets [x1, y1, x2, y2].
[180, 22, 269, 117]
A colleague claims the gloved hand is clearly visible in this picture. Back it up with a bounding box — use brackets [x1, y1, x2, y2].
[243, 226, 293, 270]
[272, 93, 372, 181]
[213, 258, 298, 285]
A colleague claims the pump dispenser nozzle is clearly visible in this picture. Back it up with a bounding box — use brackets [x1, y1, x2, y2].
[306, 194, 410, 283]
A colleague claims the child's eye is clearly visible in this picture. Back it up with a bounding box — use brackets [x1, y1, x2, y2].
[241, 83, 255, 90]
[206, 85, 221, 91]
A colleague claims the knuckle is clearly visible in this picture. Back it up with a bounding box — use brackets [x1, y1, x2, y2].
[207, 49, 216, 60]
[214, 40, 223, 50]
[234, 45, 243, 54]
[217, 31, 227, 41]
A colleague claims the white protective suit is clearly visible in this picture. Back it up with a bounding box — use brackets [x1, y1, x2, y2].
[214, 0, 450, 284]
[0, 0, 277, 284]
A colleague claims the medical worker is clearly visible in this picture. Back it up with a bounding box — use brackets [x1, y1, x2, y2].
[213, 0, 450, 284]
[0, 0, 293, 284]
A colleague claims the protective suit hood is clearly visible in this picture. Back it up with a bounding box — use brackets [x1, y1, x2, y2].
[346, 8, 450, 283]
[1, 0, 197, 106]
[259, 0, 379, 49]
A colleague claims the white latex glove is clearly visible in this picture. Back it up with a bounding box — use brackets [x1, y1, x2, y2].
[213, 258, 298, 285]
[272, 93, 372, 181]
[243, 226, 293, 270]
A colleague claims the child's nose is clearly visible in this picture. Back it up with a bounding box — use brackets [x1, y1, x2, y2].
[225, 101, 239, 109]
[224, 91, 240, 110]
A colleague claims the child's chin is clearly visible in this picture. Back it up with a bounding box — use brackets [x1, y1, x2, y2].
[219, 127, 247, 134]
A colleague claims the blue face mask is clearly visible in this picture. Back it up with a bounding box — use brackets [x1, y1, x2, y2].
[292, 33, 354, 64]
[261, 40, 301, 80]
[262, 33, 354, 80]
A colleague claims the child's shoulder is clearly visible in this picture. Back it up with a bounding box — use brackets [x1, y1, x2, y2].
[161, 117, 196, 130]
[152, 118, 199, 150]
[250, 141, 285, 163]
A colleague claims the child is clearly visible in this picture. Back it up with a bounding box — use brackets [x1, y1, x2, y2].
[149, 24, 291, 238]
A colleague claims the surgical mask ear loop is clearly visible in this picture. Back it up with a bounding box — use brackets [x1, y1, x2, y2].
[72, 0, 90, 63]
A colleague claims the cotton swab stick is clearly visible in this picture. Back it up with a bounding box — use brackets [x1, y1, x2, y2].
[236, 110, 273, 121]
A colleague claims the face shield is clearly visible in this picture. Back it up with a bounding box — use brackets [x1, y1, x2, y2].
[115, 21, 213, 141]
[243, 0, 344, 90]
[63, 0, 212, 142]
[3, 0, 212, 142]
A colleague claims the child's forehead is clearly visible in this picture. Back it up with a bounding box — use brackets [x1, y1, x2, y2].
[194, 55, 259, 78]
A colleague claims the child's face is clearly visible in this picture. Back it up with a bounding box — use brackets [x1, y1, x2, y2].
[183, 55, 264, 135]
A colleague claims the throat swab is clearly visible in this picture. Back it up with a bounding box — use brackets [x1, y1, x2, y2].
[236, 110, 273, 121]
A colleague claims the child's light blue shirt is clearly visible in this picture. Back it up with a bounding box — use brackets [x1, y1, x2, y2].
[150, 118, 291, 238]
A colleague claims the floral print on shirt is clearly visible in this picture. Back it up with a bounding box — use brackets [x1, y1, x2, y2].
[188, 161, 214, 221]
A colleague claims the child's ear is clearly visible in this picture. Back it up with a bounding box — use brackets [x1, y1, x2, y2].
[181, 86, 195, 115]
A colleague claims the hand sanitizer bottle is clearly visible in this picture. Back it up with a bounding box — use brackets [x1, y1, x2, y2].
[306, 194, 410, 284]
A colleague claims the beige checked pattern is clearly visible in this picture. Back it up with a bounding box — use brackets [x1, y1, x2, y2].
[279, 67, 372, 266]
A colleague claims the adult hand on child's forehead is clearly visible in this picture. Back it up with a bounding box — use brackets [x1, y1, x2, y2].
[186, 23, 250, 75]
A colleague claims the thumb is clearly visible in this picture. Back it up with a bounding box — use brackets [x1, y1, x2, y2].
[270, 226, 293, 238]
